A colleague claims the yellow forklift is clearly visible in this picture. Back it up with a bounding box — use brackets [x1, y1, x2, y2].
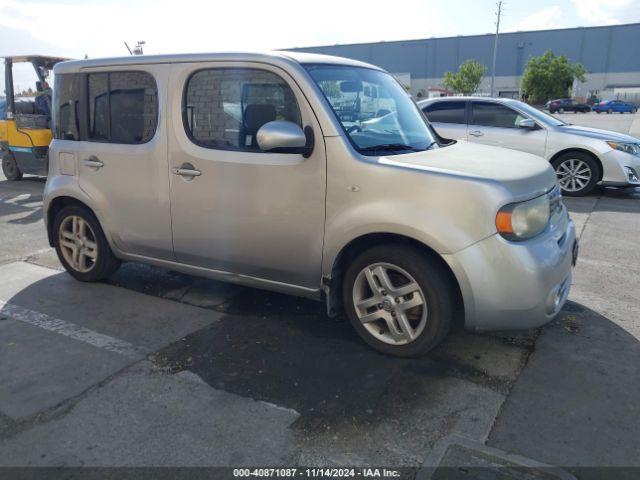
[1, 56, 68, 180]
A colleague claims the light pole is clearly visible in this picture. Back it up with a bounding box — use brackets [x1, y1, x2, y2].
[490, 1, 503, 97]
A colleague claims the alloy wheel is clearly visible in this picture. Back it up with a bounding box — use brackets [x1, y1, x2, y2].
[352, 262, 428, 346]
[556, 158, 592, 193]
[58, 215, 98, 273]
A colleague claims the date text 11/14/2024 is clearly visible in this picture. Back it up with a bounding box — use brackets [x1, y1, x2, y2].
[233, 468, 403, 478]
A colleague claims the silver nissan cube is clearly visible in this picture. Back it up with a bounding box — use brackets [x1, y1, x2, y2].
[44, 52, 577, 356]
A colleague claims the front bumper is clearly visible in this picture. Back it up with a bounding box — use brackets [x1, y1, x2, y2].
[600, 149, 640, 187]
[444, 208, 576, 331]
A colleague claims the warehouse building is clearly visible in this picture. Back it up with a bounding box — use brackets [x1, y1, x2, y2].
[289, 23, 640, 103]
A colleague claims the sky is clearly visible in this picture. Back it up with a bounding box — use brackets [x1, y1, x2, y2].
[2, 0, 640, 91]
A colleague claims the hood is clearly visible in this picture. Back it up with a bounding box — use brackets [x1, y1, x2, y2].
[557, 124, 639, 143]
[380, 140, 557, 199]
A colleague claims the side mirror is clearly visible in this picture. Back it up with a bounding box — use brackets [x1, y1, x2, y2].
[518, 118, 536, 129]
[257, 120, 314, 158]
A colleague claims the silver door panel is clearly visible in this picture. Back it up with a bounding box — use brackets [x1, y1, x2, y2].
[167, 62, 327, 289]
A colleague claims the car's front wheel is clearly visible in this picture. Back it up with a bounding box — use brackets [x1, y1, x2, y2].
[54, 205, 121, 282]
[1, 153, 23, 181]
[343, 245, 452, 357]
[552, 152, 599, 197]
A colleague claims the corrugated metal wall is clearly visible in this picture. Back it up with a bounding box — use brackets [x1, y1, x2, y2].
[289, 23, 640, 79]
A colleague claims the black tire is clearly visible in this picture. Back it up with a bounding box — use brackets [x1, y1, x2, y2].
[552, 152, 600, 197]
[53, 204, 121, 282]
[596, 110, 601, 114]
[2, 152, 23, 181]
[343, 244, 453, 357]
[633, 107, 638, 114]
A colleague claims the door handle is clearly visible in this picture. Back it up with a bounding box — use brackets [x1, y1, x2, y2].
[82, 156, 104, 169]
[469, 130, 484, 137]
[173, 166, 201, 178]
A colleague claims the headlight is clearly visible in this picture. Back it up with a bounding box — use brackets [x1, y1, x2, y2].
[607, 141, 640, 155]
[496, 194, 551, 241]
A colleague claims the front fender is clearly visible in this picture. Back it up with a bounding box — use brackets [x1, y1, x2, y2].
[322, 192, 500, 277]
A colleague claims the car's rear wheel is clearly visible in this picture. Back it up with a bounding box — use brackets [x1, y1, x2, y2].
[552, 152, 599, 197]
[54, 205, 121, 282]
[1, 152, 23, 181]
[343, 245, 452, 357]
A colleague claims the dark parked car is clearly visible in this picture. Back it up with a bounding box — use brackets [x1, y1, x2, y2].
[546, 98, 591, 114]
[592, 99, 638, 114]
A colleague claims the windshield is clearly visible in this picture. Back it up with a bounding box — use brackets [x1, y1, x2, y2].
[513, 101, 567, 126]
[305, 65, 437, 155]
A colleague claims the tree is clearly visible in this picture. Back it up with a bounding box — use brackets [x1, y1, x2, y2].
[442, 60, 486, 95]
[320, 81, 342, 99]
[521, 50, 586, 104]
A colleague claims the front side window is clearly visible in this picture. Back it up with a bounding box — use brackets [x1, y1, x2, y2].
[306, 65, 437, 155]
[88, 71, 157, 144]
[471, 102, 525, 129]
[184, 68, 301, 151]
[424, 101, 466, 124]
[53, 73, 82, 141]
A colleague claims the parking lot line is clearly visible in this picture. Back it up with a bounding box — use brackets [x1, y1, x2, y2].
[0, 299, 150, 360]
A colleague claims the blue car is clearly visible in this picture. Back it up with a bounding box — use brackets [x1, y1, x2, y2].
[593, 99, 638, 114]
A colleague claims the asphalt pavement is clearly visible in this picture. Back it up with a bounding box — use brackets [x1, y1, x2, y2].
[1, 112, 639, 478]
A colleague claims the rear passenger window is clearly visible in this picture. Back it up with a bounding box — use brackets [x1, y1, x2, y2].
[53, 73, 82, 141]
[87, 71, 157, 144]
[471, 102, 524, 128]
[184, 68, 301, 151]
[423, 101, 466, 124]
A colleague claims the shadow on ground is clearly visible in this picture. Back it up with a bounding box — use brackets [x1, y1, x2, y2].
[154, 285, 530, 432]
[489, 301, 640, 477]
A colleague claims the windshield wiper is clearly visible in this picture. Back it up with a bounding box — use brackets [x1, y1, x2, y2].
[359, 143, 424, 153]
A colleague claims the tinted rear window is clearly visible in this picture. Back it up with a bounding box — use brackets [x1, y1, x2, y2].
[53, 73, 82, 141]
[88, 71, 158, 144]
[423, 101, 466, 124]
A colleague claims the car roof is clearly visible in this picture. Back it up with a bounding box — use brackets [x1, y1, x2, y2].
[417, 96, 521, 106]
[54, 51, 382, 74]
